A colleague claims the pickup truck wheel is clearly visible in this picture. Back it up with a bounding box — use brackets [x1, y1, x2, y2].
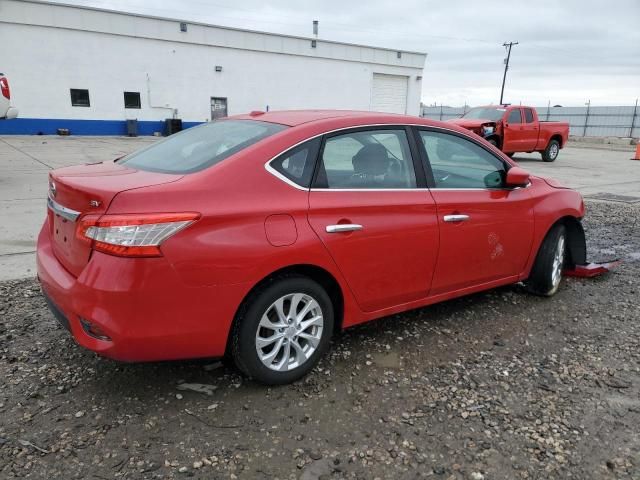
[487, 138, 498, 147]
[507, 152, 515, 158]
[542, 139, 560, 162]
[525, 224, 566, 297]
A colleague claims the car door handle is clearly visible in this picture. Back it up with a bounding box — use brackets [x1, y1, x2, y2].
[443, 214, 470, 223]
[326, 224, 363, 233]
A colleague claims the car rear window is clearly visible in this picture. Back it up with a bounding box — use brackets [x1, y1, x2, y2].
[119, 120, 287, 174]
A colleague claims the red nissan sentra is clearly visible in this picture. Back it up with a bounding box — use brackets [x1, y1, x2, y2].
[37, 110, 588, 384]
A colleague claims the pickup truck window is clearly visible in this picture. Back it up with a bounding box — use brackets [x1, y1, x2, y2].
[524, 108, 535, 123]
[419, 131, 506, 189]
[462, 108, 505, 121]
[507, 110, 522, 124]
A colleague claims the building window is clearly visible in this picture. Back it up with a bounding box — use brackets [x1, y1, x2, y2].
[70, 89, 90, 107]
[180, 22, 187, 32]
[124, 91, 141, 109]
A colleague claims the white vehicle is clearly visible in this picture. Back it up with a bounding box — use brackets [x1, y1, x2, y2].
[0, 73, 18, 119]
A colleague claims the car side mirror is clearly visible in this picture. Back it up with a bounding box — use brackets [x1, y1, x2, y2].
[505, 166, 530, 187]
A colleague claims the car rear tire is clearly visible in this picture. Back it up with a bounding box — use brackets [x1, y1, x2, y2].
[230, 275, 334, 385]
[542, 139, 560, 162]
[525, 224, 566, 296]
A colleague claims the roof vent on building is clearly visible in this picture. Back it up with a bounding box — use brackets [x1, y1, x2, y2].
[180, 22, 187, 32]
[311, 40, 317, 48]
[215, 66, 223, 72]
[397, 51, 402, 59]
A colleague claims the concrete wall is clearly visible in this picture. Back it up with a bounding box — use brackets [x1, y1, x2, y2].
[0, 0, 426, 135]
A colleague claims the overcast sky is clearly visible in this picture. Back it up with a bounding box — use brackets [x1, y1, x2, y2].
[52, 0, 640, 107]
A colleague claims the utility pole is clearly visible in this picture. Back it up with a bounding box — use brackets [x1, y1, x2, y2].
[499, 41, 518, 105]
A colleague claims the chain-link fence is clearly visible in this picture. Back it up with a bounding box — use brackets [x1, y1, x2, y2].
[421, 102, 640, 138]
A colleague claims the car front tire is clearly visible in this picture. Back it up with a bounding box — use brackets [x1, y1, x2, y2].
[525, 224, 566, 296]
[230, 275, 334, 385]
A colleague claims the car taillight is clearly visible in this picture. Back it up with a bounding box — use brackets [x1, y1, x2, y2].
[77, 213, 199, 257]
[0, 77, 9, 100]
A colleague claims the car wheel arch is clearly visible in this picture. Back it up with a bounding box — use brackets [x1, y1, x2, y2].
[558, 216, 586, 267]
[224, 264, 345, 356]
[550, 134, 564, 148]
[485, 135, 501, 148]
[537, 216, 586, 269]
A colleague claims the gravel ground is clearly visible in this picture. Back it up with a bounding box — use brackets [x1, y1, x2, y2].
[1, 200, 638, 480]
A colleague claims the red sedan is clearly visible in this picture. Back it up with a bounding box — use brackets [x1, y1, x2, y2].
[37, 110, 588, 384]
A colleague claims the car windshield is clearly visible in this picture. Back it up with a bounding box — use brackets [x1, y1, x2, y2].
[119, 120, 287, 174]
[462, 108, 506, 121]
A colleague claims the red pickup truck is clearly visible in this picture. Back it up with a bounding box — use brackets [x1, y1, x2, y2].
[448, 105, 569, 162]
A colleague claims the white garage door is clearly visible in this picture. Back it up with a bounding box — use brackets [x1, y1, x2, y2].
[371, 73, 408, 114]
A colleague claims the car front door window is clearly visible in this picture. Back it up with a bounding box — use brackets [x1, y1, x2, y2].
[419, 131, 506, 189]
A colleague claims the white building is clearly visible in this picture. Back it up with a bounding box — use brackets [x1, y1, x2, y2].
[0, 0, 426, 135]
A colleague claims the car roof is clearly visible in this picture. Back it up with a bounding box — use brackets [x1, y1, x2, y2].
[229, 109, 433, 127]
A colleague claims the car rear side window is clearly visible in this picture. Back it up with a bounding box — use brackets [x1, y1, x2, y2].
[419, 130, 506, 189]
[269, 138, 321, 188]
[524, 108, 534, 123]
[119, 120, 287, 174]
[507, 109, 522, 124]
[315, 129, 417, 189]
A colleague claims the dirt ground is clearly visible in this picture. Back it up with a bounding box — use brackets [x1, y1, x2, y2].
[1, 200, 639, 480]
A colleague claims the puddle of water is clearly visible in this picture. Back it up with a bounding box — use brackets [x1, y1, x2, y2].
[371, 351, 401, 369]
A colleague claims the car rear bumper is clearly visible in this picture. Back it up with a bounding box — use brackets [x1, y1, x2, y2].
[36, 220, 251, 362]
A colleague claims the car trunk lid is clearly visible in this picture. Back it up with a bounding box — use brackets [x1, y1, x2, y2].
[47, 161, 182, 277]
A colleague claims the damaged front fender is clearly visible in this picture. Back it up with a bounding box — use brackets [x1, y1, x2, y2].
[564, 217, 587, 267]
[564, 260, 621, 278]
[563, 218, 621, 277]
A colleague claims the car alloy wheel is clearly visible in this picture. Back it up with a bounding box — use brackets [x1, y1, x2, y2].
[551, 235, 565, 288]
[255, 293, 324, 372]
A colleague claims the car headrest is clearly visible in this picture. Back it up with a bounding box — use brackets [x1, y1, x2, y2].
[352, 144, 389, 176]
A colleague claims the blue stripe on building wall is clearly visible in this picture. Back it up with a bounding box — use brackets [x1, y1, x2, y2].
[0, 118, 204, 135]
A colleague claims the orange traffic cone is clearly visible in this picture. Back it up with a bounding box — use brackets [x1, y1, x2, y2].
[633, 144, 640, 161]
